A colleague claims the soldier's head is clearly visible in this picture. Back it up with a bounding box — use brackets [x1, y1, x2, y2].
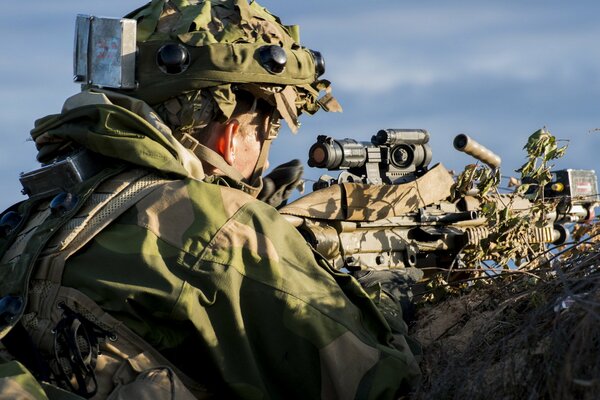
[113, 0, 340, 193]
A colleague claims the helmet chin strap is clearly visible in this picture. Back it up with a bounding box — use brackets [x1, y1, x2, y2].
[175, 109, 282, 198]
[250, 113, 281, 185]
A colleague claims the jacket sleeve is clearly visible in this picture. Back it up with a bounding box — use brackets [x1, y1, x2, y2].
[181, 194, 422, 399]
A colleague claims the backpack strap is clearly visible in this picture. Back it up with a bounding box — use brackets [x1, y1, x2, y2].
[20, 169, 210, 398]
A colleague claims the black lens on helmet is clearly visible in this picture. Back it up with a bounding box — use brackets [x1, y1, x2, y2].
[157, 43, 191, 75]
[310, 50, 326, 78]
[259, 45, 287, 74]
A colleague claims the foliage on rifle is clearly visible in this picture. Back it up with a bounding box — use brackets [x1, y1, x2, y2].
[282, 127, 596, 304]
[451, 164, 500, 201]
[452, 128, 567, 273]
[518, 128, 568, 193]
[516, 128, 568, 215]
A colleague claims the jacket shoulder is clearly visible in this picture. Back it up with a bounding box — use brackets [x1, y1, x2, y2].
[126, 178, 259, 253]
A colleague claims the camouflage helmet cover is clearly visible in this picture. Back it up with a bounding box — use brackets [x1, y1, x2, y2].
[126, 0, 341, 134]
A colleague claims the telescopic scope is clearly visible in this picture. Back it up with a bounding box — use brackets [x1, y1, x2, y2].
[308, 136, 368, 170]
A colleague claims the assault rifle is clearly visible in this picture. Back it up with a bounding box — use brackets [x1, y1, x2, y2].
[279, 129, 599, 273]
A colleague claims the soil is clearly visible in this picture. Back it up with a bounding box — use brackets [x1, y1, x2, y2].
[409, 242, 600, 400]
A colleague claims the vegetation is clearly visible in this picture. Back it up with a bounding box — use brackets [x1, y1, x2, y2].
[412, 130, 599, 399]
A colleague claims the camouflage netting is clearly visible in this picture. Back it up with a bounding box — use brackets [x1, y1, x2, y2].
[411, 223, 600, 400]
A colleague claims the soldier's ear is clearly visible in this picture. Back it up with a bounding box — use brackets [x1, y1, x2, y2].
[217, 120, 239, 165]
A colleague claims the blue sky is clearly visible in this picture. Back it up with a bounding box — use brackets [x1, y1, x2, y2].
[2, 1, 600, 208]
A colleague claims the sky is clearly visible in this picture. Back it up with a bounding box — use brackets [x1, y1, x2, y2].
[2, 0, 600, 209]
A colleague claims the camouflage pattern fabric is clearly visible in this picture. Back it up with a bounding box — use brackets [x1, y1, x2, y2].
[124, 0, 342, 132]
[0, 361, 84, 399]
[0, 361, 48, 400]
[31, 90, 205, 179]
[62, 177, 421, 398]
[16, 92, 421, 398]
[0, 360, 89, 399]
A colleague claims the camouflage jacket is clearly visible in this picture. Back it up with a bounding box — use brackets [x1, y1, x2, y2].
[1, 91, 421, 399]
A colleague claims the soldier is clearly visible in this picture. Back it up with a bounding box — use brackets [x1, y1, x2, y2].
[0, 1, 421, 399]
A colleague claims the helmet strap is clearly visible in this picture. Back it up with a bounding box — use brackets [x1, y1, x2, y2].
[250, 110, 281, 184]
[175, 108, 281, 198]
[177, 131, 264, 197]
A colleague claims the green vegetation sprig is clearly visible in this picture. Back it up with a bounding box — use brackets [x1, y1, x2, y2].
[516, 128, 568, 214]
[453, 128, 567, 272]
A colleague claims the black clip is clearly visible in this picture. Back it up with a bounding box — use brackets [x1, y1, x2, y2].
[52, 303, 116, 398]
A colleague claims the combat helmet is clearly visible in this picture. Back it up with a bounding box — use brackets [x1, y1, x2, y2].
[79, 0, 341, 194]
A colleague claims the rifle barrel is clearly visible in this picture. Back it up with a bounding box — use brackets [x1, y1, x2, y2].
[453, 134, 501, 169]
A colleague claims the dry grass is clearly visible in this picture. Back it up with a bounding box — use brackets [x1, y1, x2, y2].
[411, 235, 600, 400]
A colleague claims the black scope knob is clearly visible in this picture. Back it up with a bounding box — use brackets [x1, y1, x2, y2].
[157, 43, 191, 75]
[310, 50, 326, 78]
[259, 45, 287, 74]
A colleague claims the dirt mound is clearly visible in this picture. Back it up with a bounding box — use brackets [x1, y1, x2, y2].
[411, 242, 600, 400]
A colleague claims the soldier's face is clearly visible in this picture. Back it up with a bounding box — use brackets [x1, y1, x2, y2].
[203, 112, 274, 180]
[227, 111, 277, 180]
[232, 125, 268, 180]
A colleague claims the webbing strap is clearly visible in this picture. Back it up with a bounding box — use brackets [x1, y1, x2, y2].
[34, 170, 169, 284]
[177, 132, 245, 182]
[251, 137, 273, 184]
[251, 110, 281, 184]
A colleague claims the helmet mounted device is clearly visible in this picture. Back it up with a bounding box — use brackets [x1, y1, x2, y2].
[73, 15, 326, 99]
[72, 1, 341, 197]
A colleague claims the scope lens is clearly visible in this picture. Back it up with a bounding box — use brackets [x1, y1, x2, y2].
[308, 137, 368, 170]
[309, 141, 339, 169]
[390, 145, 414, 168]
[310, 146, 327, 166]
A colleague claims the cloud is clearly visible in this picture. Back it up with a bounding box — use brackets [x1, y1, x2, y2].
[326, 22, 600, 95]
[331, 54, 448, 93]
[2, 1, 135, 18]
[328, 49, 548, 95]
[295, 2, 529, 39]
[2, 0, 600, 209]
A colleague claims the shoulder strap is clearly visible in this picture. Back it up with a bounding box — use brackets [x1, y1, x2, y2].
[0, 165, 127, 341]
[34, 169, 168, 284]
[23, 169, 210, 398]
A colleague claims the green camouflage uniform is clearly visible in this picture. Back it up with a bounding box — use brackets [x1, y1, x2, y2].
[0, 90, 421, 399]
[0, 0, 422, 397]
[62, 161, 421, 398]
